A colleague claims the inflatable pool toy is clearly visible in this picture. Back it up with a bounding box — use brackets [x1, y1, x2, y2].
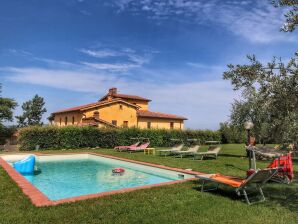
[112, 168, 125, 173]
[13, 155, 36, 174]
[112, 168, 125, 176]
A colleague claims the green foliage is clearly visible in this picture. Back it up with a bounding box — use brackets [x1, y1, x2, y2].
[218, 122, 246, 144]
[272, 0, 298, 32]
[17, 126, 220, 151]
[15, 94, 47, 127]
[0, 125, 17, 145]
[224, 55, 298, 147]
[0, 83, 18, 146]
[0, 84, 18, 123]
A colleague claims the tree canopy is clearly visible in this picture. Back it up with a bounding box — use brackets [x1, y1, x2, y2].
[273, 0, 298, 32]
[16, 94, 47, 127]
[0, 84, 18, 124]
[0, 83, 18, 145]
[223, 55, 298, 146]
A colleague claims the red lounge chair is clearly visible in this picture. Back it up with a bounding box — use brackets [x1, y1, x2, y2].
[114, 142, 140, 151]
[127, 142, 150, 153]
[267, 153, 294, 184]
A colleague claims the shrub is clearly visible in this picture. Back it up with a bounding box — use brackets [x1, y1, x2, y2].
[17, 126, 221, 151]
[219, 122, 246, 144]
[0, 125, 17, 146]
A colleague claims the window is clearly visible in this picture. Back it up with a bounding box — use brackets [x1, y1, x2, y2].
[112, 120, 117, 126]
[72, 116, 75, 125]
[170, 122, 174, 129]
[119, 105, 123, 110]
[59, 118, 62, 125]
[123, 121, 128, 128]
[93, 111, 99, 119]
[147, 122, 151, 129]
[65, 117, 68, 125]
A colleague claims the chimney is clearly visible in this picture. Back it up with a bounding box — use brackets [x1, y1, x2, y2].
[109, 87, 117, 96]
[107, 87, 117, 101]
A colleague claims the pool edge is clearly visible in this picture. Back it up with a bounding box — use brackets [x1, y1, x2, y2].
[0, 157, 53, 207]
[0, 152, 203, 207]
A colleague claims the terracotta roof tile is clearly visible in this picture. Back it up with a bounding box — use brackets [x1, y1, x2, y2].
[82, 117, 118, 128]
[52, 102, 99, 114]
[137, 110, 187, 120]
[99, 93, 151, 102]
[52, 99, 138, 114]
[113, 93, 151, 102]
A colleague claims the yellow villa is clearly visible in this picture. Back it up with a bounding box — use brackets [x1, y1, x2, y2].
[51, 88, 187, 130]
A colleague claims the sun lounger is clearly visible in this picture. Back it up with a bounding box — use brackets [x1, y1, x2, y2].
[193, 146, 221, 160]
[196, 168, 278, 205]
[254, 149, 283, 159]
[172, 145, 200, 158]
[127, 142, 150, 153]
[249, 146, 290, 160]
[114, 142, 140, 151]
[158, 144, 184, 156]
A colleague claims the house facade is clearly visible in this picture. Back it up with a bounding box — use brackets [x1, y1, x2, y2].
[51, 88, 187, 130]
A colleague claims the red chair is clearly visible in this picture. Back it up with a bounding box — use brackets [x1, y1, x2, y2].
[267, 153, 294, 184]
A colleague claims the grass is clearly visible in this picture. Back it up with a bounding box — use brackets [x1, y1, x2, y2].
[0, 144, 297, 224]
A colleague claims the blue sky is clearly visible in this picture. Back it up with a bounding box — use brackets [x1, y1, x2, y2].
[0, 0, 297, 129]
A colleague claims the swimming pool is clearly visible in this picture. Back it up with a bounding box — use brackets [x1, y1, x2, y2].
[0, 153, 196, 205]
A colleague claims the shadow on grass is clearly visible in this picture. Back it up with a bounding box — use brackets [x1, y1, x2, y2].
[193, 184, 250, 203]
[219, 153, 245, 158]
[265, 180, 298, 212]
[224, 164, 247, 172]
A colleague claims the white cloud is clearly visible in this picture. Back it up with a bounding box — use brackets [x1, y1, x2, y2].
[79, 49, 122, 58]
[110, 0, 298, 43]
[2, 67, 118, 93]
[9, 47, 152, 73]
[2, 66, 237, 129]
[186, 62, 224, 71]
[81, 62, 142, 72]
[8, 49, 78, 68]
[79, 47, 151, 71]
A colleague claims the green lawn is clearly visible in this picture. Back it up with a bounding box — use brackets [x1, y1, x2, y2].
[0, 144, 297, 224]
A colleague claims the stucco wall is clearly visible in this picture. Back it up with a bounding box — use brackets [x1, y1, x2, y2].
[137, 117, 184, 130]
[52, 102, 185, 130]
[53, 112, 83, 126]
[83, 102, 138, 127]
[123, 99, 149, 110]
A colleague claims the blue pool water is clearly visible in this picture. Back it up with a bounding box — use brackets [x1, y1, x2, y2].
[20, 155, 185, 200]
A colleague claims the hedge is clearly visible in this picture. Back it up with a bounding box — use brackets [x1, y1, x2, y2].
[17, 126, 221, 151]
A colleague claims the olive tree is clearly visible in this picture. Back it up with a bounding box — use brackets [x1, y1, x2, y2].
[223, 55, 298, 148]
[272, 0, 298, 32]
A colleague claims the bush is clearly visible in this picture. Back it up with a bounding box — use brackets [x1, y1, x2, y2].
[17, 126, 221, 151]
[0, 125, 17, 145]
[219, 122, 246, 144]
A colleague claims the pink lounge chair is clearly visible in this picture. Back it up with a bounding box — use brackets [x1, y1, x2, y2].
[127, 142, 150, 153]
[114, 142, 140, 151]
